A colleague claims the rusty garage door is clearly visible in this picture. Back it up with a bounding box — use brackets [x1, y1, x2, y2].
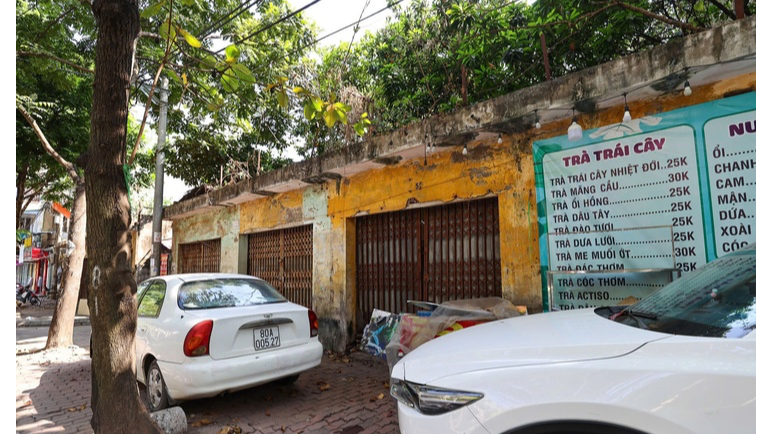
[247, 225, 313, 308]
[178, 239, 221, 273]
[356, 197, 501, 323]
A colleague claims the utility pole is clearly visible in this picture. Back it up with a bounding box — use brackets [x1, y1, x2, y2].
[150, 78, 168, 277]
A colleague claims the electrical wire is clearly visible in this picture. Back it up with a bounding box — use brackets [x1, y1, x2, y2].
[196, 0, 265, 39]
[218, 0, 324, 53]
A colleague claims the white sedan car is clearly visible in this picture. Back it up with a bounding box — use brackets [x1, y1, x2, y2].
[391, 245, 756, 434]
[134, 274, 323, 411]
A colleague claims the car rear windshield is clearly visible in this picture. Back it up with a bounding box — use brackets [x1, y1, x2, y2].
[178, 278, 287, 310]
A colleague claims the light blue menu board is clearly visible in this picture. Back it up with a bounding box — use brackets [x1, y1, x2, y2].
[534, 92, 756, 311]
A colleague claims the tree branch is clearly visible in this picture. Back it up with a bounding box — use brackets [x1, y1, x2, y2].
[33, 4, 77, 44]
[613, 1, 705, 33]
[140, 31, 162, 41]
[17, 105, 80, 182]
[706, 0, 735, 20]
[16, 51, 94, 74]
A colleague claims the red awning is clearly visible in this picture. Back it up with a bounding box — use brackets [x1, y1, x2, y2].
[30, 248, 49, 259]
[52, 202, 71, 219]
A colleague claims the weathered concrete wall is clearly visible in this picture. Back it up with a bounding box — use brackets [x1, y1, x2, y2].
[240, 189, 306, 232]
[166, 18, 755, 352]
[172, 206, 240, 274]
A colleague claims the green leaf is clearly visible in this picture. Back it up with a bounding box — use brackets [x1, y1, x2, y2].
[180, 0, 195, 5]
[292, 86, 304, 94]
[231, 63, 255, 84]
[178, 28, 202, 48]
[235, 118, 253, 134]
[311, 96, 323, 111]
[695, 0, 705, 11]
[141, 1, 166, 18]
[303, 101, 316, 120]
[334, 108, 347, 124]
[323, 109, 336, 128]
[334, 102, 351, 112]
[159, 19, 177, 43]
[225, 45, 240, 63]
[277, 91, 288, 108]
[200, 54, 218, 68]
[166, 69, 182, 83]
[221, 70, 239, 92]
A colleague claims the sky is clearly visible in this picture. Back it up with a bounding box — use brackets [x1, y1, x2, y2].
[290, 0, 395, 47]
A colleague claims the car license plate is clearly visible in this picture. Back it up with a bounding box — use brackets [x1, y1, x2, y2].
[254, 326, 281, 351]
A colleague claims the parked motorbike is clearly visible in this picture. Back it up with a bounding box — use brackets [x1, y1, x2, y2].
[16, 283, 41, 306]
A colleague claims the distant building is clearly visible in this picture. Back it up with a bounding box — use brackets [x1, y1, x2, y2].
[16, 201, 71, 296]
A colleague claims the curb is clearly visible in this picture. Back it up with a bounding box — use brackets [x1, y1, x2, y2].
[16, 316, 90, 328]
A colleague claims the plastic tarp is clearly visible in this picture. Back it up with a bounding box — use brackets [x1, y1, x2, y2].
[385, 297, 526, 370]
[359, 309, 401, 360]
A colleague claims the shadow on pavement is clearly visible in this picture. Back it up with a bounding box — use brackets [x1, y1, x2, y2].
[18, 358, 93, 434]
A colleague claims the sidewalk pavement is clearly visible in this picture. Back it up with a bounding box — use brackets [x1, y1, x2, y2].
[16, 303, 401, 434]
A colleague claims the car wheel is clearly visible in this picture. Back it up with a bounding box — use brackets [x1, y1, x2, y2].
[277, 374, 300, 385]
[146, 360, 169, 412]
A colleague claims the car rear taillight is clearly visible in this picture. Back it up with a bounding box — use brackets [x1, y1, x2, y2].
[184, 320, 213, 357]
[308, 310, 319, 337]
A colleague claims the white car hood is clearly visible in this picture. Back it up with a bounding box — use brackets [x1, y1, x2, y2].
[398, 308, 672, 384]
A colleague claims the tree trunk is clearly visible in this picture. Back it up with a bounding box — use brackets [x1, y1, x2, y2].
[45, 180, 86, 349]
[86, 0, 162, 432]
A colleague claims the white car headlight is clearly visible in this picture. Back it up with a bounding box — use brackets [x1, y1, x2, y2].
[390, 378, 483, 415]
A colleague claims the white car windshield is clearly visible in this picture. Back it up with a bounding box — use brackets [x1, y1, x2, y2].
[178, 278, 287, 309]
[608, 245, 756, 338]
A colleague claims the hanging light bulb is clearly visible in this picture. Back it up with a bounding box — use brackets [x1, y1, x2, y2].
[426, 144, 431, 154]
[497, 133, 502, 144]
[431, 143, 436, 153]
[534, 110, 541, 129]
[567, 109, 582, 142]
[683, 80, 692, 96]
[462, 144, 468, 155]
[622, 93, 632, 123]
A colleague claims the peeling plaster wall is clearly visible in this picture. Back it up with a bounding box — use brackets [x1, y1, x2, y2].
[172, 206, 240, 274]
[327, 140, 543, 311]
[240, 190, 305, 232]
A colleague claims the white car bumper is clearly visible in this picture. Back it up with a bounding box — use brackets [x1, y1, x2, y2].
[157, 339, 323, 401]
[397, 402, 490, 434]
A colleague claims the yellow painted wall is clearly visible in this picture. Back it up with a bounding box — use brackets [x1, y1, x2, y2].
[325, 141, 543, 313]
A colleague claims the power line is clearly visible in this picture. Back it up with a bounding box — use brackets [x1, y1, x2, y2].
[196, 0, 266, 40]
[217, 0, 324, 53]
[302, 0, 401, 52]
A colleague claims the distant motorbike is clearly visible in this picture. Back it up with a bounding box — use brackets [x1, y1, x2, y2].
[16, 283, 41, 306]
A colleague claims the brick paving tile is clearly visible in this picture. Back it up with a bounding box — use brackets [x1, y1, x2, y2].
[17, 339, 400, 434]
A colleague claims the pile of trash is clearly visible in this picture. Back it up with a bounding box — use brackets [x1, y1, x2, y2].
[358, 297, 527, 370]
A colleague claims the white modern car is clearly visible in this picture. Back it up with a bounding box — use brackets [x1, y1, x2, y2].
[134, 274, 323, 411]
[391, 245, 756, 434]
